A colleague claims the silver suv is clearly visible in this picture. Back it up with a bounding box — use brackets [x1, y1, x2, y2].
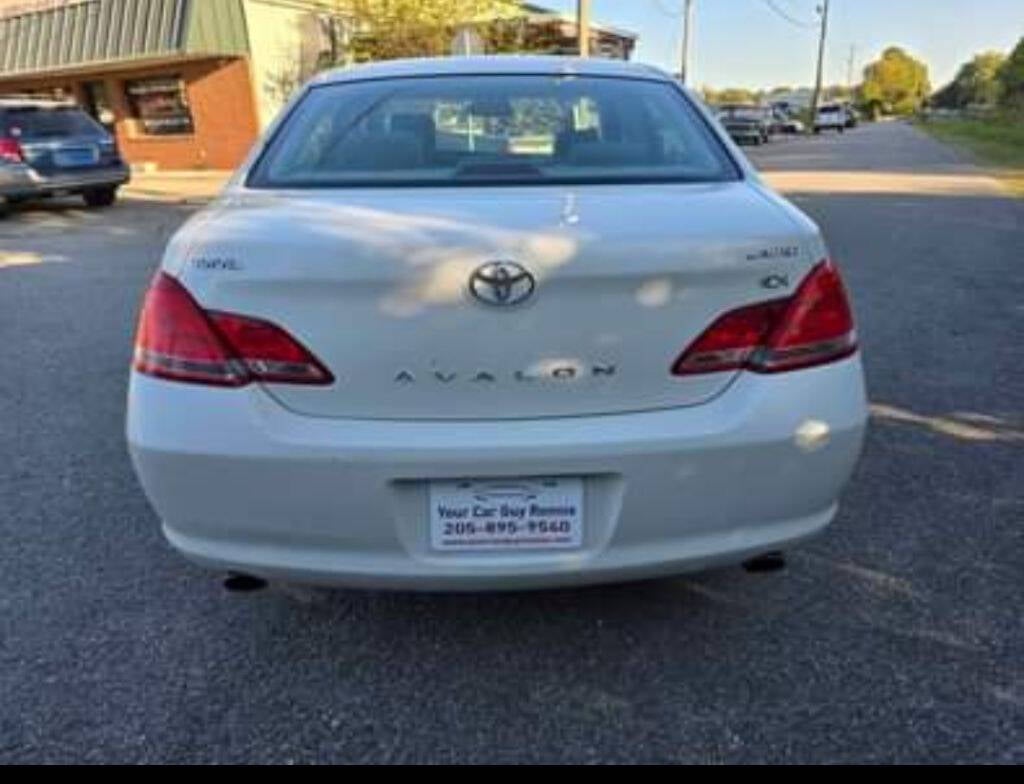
[0, 97, 130, 213]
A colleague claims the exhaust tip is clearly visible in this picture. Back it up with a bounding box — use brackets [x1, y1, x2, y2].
[223, 573, 268, 592]
[742, 551, 786, 574]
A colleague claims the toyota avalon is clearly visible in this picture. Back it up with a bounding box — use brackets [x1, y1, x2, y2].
[127, 57, 867, 590]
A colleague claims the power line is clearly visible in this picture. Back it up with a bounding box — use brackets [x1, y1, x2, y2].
[759, 0, 818, 30]
[650, 0, 683, 17]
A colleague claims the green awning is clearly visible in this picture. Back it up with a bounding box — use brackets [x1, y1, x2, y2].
[0, 0, 249, 78]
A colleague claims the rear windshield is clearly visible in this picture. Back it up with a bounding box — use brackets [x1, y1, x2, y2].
[1, 107, 105, 139]
[249, 75, 739, 188]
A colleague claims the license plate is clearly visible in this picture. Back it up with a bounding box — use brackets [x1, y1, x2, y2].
[54, 147, 98, 167]
[429, 477, 583, 552]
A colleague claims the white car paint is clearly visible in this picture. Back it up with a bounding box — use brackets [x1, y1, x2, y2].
[127, 56, 868, 590]
[815, 103, 848, 132]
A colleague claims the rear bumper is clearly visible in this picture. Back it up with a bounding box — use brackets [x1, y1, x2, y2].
[0, 162, 130, 199]
[127, 356, 868, 590]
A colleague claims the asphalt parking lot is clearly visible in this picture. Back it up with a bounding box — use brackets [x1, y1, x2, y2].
[1, 121, 1021, 763]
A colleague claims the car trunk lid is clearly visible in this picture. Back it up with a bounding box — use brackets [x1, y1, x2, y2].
[175, 182, 816, 420]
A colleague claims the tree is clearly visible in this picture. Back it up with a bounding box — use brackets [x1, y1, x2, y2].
[860, 46, 931, 116]
[824, 84, 853, 102]
[702, 87, 760, 105]
[997, 36, 1024, 110]
[933, 51, 1006, 109]
[343, 0, 524, 62]
[263, 0, 573, 107]
[264, 13, 350, 106]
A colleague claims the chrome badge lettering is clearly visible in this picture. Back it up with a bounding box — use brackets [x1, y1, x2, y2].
[761, 273, 790, 290]
[394, 364, 616, 384]
[745, 246, 799, 262]
[190, 256, 242, 271]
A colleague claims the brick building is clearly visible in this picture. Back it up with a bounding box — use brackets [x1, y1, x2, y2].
[0, 0, 636, 171]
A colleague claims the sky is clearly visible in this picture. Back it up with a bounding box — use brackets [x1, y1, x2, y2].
[542, 0, 1024, 90]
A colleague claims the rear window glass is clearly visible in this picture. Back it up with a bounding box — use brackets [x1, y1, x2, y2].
[1, 107, 105, 139]
[249, 75, 739, 188]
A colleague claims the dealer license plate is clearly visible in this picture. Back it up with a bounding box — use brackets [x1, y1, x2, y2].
[429, 477, 583, 552]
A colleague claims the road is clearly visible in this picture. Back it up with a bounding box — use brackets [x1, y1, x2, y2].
[1, 122, 1021, 763]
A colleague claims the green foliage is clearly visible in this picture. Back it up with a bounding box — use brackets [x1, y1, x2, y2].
[933, 51, 1006, 109]
[861, 46, 931, 115]
[920, 115, 1024, 196]
[344, 0, 525, 61]
[265, 0, 578, 98]
[996, 36, 1024, 110]
[702, 87, 762, 105]
[823, 84, 854, 102]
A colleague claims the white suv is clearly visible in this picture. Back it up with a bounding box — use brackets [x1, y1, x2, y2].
[814, 103, 848, 134]
[127, 57, 867, 591]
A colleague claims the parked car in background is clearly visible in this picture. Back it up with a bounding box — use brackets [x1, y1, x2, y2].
[127, 56, 867, 591]
[770, 106, 805, 134]
[843, 103, 860, 128]
[813, 103, 848, 134]
[717, 104, 772, 145]
[0, 97, 129, 213]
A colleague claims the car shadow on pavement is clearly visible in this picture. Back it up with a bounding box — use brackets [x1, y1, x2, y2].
[0, 195, 197, 243]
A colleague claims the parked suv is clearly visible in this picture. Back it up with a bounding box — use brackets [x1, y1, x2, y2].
[813, 103, 848, 134]
[0, 97, 130, 213]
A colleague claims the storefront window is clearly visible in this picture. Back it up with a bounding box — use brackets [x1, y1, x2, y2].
[83, 81, 115, 128]
[124, 77, 194, 136]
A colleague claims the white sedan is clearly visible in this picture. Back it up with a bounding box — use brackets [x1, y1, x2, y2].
[127, 56, 867, 591]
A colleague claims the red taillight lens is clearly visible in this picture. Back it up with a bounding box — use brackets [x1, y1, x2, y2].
[133, 273, 245, 386]
[757, 260, 857, 372]
[672, 260, 857, 376]
[208, 311, 333, 384]
[0, 137, 24, 163]
[133, 273, 332, 387]
[671, 299, 789, 375]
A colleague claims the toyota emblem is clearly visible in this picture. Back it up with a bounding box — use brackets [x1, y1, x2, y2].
[468, 261, 535, 307]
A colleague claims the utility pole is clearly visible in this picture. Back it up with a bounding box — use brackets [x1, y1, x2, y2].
[680, 0, 695, 85]
[808, 0, 831, 132]
[846, 44, 856, 88]
[577, 0, 590, 57]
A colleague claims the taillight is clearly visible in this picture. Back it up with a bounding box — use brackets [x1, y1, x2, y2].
[0, 137, 23, 163]
[672, 260, 857, 376]
[207, 311, 333, 384]
[133, 272, 333, 387]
